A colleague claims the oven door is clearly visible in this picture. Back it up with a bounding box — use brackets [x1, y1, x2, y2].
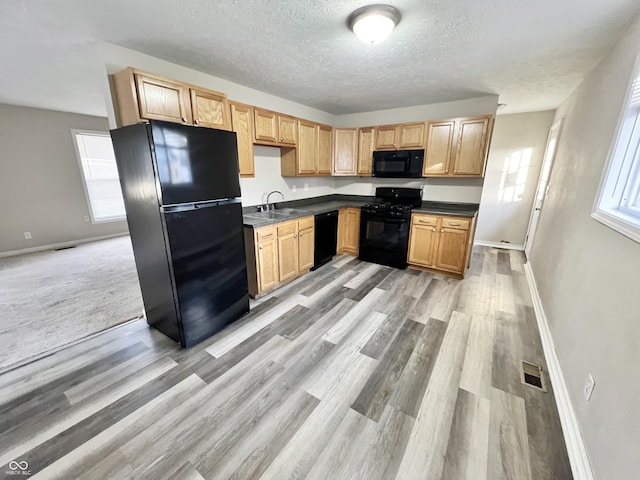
[359, 212, 410, 269]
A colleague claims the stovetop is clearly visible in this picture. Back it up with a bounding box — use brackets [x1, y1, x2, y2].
[361, 187, 423, 219]
[361, 201, 413, 218]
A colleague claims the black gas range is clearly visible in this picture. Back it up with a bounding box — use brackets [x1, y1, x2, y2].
[359, 187, 423, 269]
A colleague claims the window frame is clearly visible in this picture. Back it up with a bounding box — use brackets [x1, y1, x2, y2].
[592, 52, 640, 244]
[71, 129, 126, 224]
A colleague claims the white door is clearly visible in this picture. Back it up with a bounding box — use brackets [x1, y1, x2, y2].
[525, 119, 562, 258]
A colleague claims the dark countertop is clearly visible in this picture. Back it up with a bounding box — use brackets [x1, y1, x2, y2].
[242, 194, 478, 228]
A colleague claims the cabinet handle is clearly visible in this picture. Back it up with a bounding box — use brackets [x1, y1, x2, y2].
[261, 233, 273, 238]
[454, 170, 458, 173]
[432, 228, 436, 232]
[181, 117, 187, 123]
[418, 219, 429, 223]
[299, 233, 303, 237]
[445, 169, 449, 173]
[194, 119, 200, 125]
[280, 137, 284, 141]
[294, 234, 298, 238]
[441, 229, 444, 232]
[258, 245, 263, 250]
[449, 222, 460, 226]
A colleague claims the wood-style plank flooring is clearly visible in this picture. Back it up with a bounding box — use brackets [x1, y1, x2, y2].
[0, 247, 572, 479]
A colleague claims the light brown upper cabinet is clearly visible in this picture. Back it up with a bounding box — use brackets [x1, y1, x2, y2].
[281, 121, 332, 176]
[190, 88, 230, 129]
[423, 115, 493, 177]
[253, 109, 278, 143]
[253, 109, 297, 146]
[357, 127, 374, 176]
[112, 68, 230, 130]
[230, 101, 255, 177]
[333, 128, 358, 176]
[317, 124, 333, 175]
[374, 123, 426, 150]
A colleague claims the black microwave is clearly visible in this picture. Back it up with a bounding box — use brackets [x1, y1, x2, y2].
[372, 149, 424, 178]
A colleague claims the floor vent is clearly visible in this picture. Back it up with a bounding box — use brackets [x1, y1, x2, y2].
[521, 361, 547, 392]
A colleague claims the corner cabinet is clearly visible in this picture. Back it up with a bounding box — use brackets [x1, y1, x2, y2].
[281, 121, 333, 176]
[338, 208, 360, 255]
[245, 216, 315, 297]
[112, 68, 230, 130]
[423, 115, 493, 177]
[407, 213, 476, 277]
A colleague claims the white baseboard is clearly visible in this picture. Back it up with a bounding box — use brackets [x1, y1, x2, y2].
[524, 262, 594, 480]
[474, 240, 525, 251]
[0, 232, 129, 258]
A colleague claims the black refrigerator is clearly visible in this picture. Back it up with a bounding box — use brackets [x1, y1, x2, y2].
[110, 120, 249, 348]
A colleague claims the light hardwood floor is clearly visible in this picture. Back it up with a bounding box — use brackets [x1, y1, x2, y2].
[0, 247, 572, 479]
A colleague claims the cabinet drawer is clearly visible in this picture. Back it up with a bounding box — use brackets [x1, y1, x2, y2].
[442, 217, 470, 230]
[412, 214, 438, 227]
[255, 226, 275, 242]
[297, 216, 314, 230]
[277, 221, 297, 237]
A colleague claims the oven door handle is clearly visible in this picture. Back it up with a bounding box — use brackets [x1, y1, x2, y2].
[361, 215, 409, 224]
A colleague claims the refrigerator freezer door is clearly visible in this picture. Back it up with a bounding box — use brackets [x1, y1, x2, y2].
[151, 121, 242, 205]
[163, 201, 249, 347]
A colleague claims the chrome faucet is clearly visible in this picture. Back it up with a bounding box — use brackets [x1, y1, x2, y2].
[265, 190, 284, 211]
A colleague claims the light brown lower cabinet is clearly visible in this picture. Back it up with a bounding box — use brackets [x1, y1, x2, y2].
[337, 208, 360, 255]
[245, 216, 315, 297]
[407, 213, 476, 277]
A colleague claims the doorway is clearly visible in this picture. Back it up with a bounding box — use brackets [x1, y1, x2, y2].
[524, 119, 562, 258]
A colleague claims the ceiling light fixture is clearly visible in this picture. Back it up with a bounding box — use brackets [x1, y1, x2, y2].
[348, 5, 401, 45]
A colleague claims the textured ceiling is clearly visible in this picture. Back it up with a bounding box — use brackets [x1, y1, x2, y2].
[1, 0, 640, 117]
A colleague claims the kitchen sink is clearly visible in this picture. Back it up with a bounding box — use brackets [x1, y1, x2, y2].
[273, 208, 310, 214]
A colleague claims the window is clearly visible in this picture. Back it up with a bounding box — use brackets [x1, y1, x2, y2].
[72, 131, 126, 222]
[593, 53, 640, 243]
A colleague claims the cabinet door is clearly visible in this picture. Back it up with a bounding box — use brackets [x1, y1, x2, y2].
[424, 121, 455, 176]
[399, 123, 426, 148]
[190, 88, 229, 130]
[298, 226, 315, 271]
[345, 208, 360, 253]
[254, 109, 278, 142]
[278, 231, 299, 282]
[135, 73, 192, 124]
[278, 115, 297, 145]
[375, 125, 398, 149]
[230, 102, 255, 177]
[407, 224, 438, 267]
[453, 117, 490, 175]
[333, 128, 358, 175]
[298, 121, 318, 174]
[434, 227, 468, 274]
[317, 125, 333, 175]
[257, 237, 278, 292]
[357, 127, 374, 175]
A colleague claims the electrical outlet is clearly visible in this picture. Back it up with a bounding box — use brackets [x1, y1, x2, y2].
[292, 185, 297, 193]
[84, 215, 90, 222]
[584, 374, 595, 402]
[304, 183, 309, 191]
[24, 232, 32, 239]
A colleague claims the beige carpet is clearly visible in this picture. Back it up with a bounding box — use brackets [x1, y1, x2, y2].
[0, 235, 144, 370]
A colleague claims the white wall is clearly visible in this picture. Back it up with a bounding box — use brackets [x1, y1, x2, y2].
[240, 146, 335, 206]
[333, 95, 499, 127]
[475, 111, 555, 246]
[529, 15, 640, 480]
[0, 104, 128, 253]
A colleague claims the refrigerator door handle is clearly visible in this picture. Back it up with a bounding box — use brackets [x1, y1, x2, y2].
[163, 198, 242, 214]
